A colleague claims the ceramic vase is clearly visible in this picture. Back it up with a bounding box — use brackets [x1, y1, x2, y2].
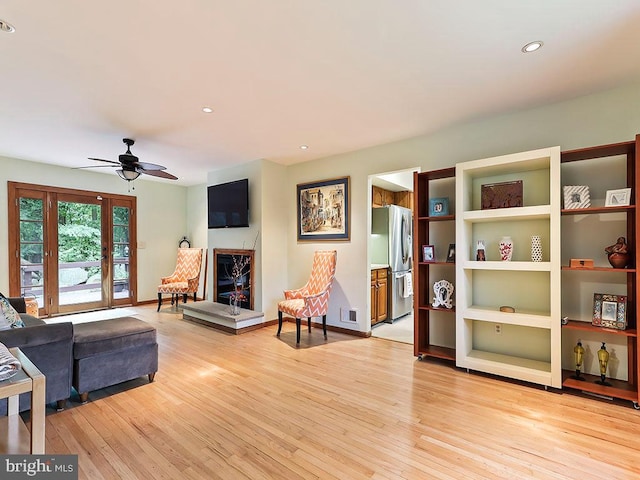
[531, 235, 542, 262]
[499, 236, 513, 261]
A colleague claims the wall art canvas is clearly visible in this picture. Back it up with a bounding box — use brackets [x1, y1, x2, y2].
[297, 176, 350, 241]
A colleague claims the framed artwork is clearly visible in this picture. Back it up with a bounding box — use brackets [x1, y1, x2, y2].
[481, 180, 523, 209]
[297, 176, 350, 241]
[429, 197, 449, 216]
[446, 243, 455, 263]
[422, 245, 435, 262]
[563, 185, 591, 209]
[592, 293, 627, 330]
[605, 188, 631, 207]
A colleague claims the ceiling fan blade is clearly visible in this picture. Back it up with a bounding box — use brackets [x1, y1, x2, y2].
[132, 161, 166, 171]
[74, 165, 117, 169]
[88, 157, 120, 165]
[139, 169, 178, 180]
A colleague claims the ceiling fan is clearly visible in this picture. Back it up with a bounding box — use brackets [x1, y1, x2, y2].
[80, 138, 178, 182]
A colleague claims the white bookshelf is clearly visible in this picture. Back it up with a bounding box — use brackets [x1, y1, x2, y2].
[455, 147, 562, 388]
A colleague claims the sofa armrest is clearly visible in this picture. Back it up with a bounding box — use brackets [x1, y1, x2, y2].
[0, 322, 73, 349]
[6, 297, 27, 314]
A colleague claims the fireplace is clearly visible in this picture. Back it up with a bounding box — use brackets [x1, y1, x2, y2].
[213, 249, 255, 310]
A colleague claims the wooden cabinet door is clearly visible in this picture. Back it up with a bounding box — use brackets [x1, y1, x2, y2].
[384, 190, 395, 207]
[372, 186, 384, 208]
[376, 269, 388, 322]
[371, 271, 377, 323]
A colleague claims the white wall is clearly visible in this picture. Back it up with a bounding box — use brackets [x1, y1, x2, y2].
[0, 156, 187, 301]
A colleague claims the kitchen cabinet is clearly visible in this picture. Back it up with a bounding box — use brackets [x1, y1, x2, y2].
[371, 268, 388, 325]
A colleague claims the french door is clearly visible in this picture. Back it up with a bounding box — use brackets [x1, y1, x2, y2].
[8, 182, 137, 317]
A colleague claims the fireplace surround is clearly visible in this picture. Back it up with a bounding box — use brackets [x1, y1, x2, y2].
[213, 249, 255, 310]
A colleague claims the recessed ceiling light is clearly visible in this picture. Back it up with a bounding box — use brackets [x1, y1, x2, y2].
[522, 41, 543, 53]
[300, 145, 309, 150]
[0, 20, 15, 33]
[202, 107, 213, 113]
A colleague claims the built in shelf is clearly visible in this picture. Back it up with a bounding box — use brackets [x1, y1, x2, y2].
[562, 320, 637, 337]
[463, 307, 551, 328]
[561, 205, 635, 215]
[417, 214, 455, 222]
[418, 345, 456, 362]
[561, 266, 636, 273]
[562, 370, 638, 402]
[463, 350, 553, 385]
[463, 205, 551, 222]
[422, 306, 456, 313]
[462, 261, 551, 271]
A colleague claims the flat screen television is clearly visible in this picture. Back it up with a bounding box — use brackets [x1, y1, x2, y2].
[207, 179, 249, 228]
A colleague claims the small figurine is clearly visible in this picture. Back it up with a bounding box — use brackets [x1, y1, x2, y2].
[571, 341, 585, 381]
[605, 236, 631, 268]
[476, 240, 486, 261]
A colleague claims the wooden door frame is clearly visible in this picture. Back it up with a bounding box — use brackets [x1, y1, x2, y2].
[8, 182, 137, 316]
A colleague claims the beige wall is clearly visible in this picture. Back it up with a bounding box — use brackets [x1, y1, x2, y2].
[0, 156, 188, 301]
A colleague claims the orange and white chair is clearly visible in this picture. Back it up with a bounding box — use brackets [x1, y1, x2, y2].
[277, 250, 337, 345]
[157, 248, 203, 311]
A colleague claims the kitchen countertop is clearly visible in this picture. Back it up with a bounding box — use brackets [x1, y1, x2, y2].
[371, 264, 389, 270]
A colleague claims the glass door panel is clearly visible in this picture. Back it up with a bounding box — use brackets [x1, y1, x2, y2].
[18, 197, 45, 309]
[57, 197, 106, 310]
[112, 206, 131, 300]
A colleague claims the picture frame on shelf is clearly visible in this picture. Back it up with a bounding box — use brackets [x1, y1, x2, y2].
[422, 245, 435, 263]
[296, 176, 350, 242]
[446, 244, 455, 263]
[429, 197, 449, 216]
[563, 185, 591, 209]
[481, 180, 523, 209]
[592, 293, 627, 330]
[604, 188, 632, 207]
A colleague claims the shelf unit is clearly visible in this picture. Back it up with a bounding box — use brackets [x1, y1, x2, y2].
[455, 147, 562, 388]
[560, 136, 639, 408]
[413, 168, 456, 361]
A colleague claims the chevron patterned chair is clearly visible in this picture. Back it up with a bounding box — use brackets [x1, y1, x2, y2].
[157, 248, 203, 311]
[277, 250, 337, 345]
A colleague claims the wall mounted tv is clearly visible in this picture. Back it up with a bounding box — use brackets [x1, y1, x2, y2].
[207, 178, 249, 228]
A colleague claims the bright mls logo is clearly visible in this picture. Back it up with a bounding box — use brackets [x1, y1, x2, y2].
[1, 455, 77, 479]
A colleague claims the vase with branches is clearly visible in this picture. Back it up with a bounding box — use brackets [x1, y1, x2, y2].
[226, 232, 258, 315]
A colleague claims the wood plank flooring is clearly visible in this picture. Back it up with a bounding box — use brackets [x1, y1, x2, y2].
[39, 304, 640, 479]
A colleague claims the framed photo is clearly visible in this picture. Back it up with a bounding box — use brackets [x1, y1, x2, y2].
[446, 243, 455, 263]
[592, 293, 627, 330]
[605, 188, 631, 207]
[297, 176, 350, 241]
[563, 185, 591, 209]
[422, 245, 435, 263]
[481, 180, 523, 209]
[429, 197, 449, 216]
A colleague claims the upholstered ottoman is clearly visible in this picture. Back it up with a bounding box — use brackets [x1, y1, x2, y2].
[72, 317, 158, 403]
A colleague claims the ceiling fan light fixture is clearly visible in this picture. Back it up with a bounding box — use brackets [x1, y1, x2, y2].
[117, 169, 141, 181]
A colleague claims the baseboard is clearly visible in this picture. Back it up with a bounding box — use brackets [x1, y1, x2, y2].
[279, 317, 371, 338]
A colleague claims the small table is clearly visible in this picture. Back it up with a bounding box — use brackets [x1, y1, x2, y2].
[0, 348, 45, 454]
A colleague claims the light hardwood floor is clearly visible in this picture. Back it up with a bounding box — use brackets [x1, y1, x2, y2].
[40, 304, 640, 479]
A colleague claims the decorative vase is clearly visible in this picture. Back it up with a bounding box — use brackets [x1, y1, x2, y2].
[229, 283, 242, 315]
[476, 240, 486, 261]
[605, 236, 631, 268]
[531, 235, 542, 262]
[499, 236, 513, 261]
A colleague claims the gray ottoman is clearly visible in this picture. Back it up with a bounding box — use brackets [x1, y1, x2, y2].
[72, 317, 158, 403]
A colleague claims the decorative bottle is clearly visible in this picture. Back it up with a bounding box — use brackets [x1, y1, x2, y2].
[499, 236, 513, 261]
[531, 235, 542, 262]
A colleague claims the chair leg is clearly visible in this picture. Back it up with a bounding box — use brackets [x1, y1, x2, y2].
[193, 292, 197, 302]
[157, 293, 162, 312]
[296, 318, 301, 345]
[322, 315, 327, 339]
[277, 311, 283, 337]
[183, 293, 187, 303]
[170, 294, 175, 306]
[308, 317, 311, 332]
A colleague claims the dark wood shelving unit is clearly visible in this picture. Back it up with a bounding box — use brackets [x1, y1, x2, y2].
[560, 135, 640, 409]
[413, 168, 456, 362]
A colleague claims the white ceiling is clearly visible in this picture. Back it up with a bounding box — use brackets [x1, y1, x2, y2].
[2, 1, 640, 186]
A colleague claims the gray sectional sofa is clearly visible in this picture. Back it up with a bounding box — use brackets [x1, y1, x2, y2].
[0, 297, 73, 412]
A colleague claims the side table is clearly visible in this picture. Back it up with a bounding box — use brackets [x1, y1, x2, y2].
[0, 348, 45, 454]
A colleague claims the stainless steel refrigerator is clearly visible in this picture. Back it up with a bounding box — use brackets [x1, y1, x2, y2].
[371, 205, 413, 320]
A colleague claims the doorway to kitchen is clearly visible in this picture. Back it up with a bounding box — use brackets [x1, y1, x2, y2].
[369, 167, 419, 344]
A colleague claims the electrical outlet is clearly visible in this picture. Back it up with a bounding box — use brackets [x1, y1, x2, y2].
[494, 324, 502, 335]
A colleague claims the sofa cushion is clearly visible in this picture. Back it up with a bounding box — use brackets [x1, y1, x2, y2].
[0, 294, 25, 329]
[73, 317, 157, 359]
